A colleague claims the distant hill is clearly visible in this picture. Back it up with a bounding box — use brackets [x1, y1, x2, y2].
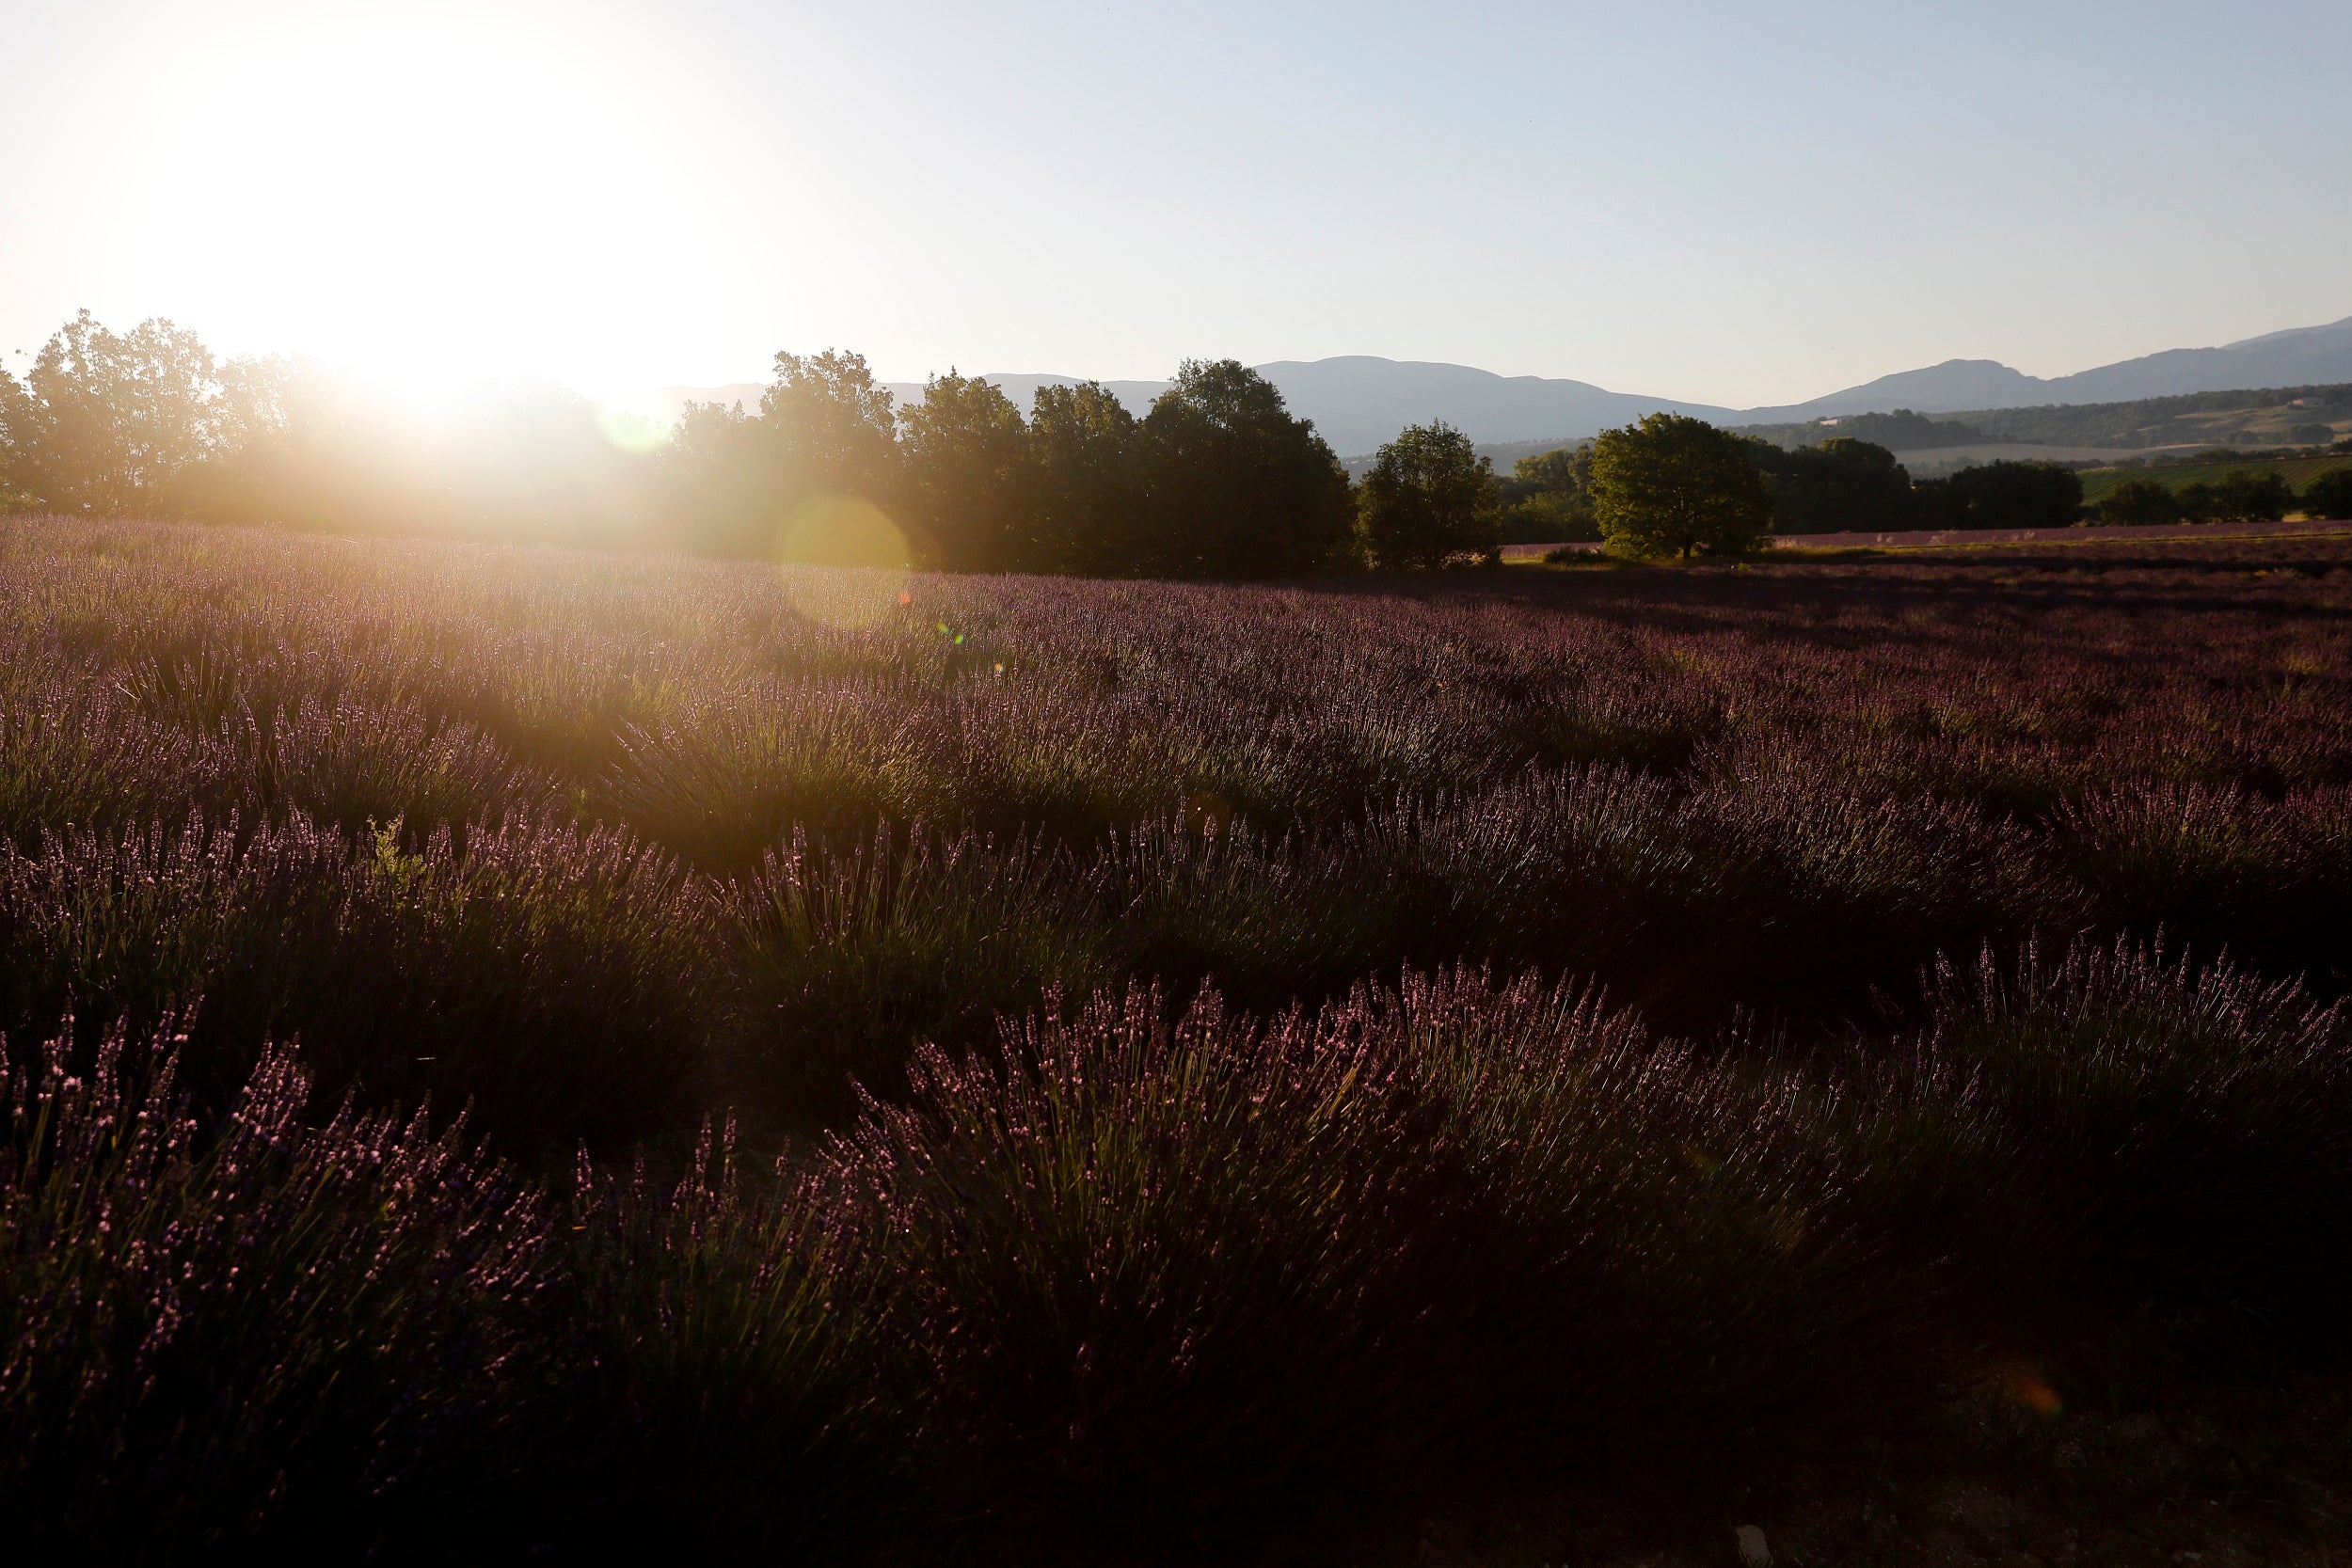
[1239, 358, 1732, 459]
[1744, 316, 2352, 420]
[660, 313, 2352, 459]
[1738, 384, 2352, 457]
[668, 360, 1732, 459]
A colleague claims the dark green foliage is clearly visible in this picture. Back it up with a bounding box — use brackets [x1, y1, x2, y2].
[2208, 467, 2295, 522]
[1590, 413, 1773, 558]
[900, 371, 1038, 572]
[1029, 380, 1143, 574]
[1736, 406, 1995, 453]
[1496, 443, 1599, 543]
[1356, 420, 1501, 569]
[2304, 466, 2352, 519]
[757, 348, 904, 504]
[2099, 476, 2182, 526]
[1748, 436, 1918, 533]
[1135, 359, 1358, 577]
[1914, 459, 2085, 530]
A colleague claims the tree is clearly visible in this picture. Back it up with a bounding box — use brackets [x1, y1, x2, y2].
[2207, 467, 2292, 522]
[5, 310, 233, 515]
[2097, 478, 2182, 527]
[1029, 381, 1141, 575]
[664, 347, 903, 559]
[899, 372, 1036, 572]
[0, 364, 31, 512]
[1747, 436, 1917, 534]
[1913, 460, 2083, 531]
[761, 348, 901, 503]
[2301, 467, 2352, 520]
[1588, 413, 1772, 559]
[1134, 359, 1355, 578]
[1356, 421, 1500, 570]
[2174, 483, 2219, 523]
[663, 398, 781, 557]
[1496, 445, 1597, 543]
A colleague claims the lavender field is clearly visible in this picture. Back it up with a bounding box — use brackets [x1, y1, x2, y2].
[8, 516, 2352, 1561]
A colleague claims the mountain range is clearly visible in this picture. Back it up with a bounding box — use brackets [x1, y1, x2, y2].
[663, 313, 2352, 459]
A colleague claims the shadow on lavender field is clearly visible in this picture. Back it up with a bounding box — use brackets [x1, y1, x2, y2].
[6, 519, 2352, 1561]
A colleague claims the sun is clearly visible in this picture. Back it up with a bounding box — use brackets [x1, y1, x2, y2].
[91, 1, 743, 407]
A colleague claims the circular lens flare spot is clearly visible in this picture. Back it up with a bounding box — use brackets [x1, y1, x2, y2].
[1185, 791, 1233, 836]
[774, 496, 909, 628]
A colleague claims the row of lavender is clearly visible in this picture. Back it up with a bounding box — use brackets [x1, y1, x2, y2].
[5, 518, 2352, 1558]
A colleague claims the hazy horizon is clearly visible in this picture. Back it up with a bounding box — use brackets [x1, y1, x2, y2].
[6, 0, 2350, 413]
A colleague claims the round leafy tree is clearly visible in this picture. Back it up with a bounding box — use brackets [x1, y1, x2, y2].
[1357, 420, 1501, 570]
[1589, 413, 1772, 559]
[2098, 477, 2181, 527]
[2302, 467, 2352, 520]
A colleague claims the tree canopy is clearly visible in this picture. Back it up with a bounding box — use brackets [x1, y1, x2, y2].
[0, 310, 274, 517]
[899, 371, 1036, 572]
[1747, 436, 1915, 534]
[1913, 460, 2083, 531]
[2207, 467, 2293, 523]
[1356, 421, 1500, 570]
[2098, 477, 2181, 527]
[1134, 359, 1355, 578]
[1029, 381, 1141, 576]
[1496, 445, 1597, 543]
[1588, 413, 1772, 559]
[2302, 467, 2352, 521]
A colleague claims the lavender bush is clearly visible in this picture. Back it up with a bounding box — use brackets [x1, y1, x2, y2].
[3, 516, 2352, 1557]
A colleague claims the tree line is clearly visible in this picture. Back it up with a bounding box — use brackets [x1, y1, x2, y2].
[0, 312, 1375, 576]
[11, 310, 2328, 574]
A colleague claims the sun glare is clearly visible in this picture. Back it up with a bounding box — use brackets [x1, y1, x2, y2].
[102, 2, 739, 409]
[775, 495, 911, 628]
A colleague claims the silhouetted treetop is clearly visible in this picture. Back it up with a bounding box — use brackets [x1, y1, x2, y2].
[1357, 420, 1500, 570]
[1136, 359, 1354, 578]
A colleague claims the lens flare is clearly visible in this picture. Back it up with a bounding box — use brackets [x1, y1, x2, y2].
[1185, 791, 1233, 836]
[773, 496, 910, 629]
[593, 406, 670, 454]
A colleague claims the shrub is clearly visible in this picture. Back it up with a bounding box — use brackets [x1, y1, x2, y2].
[2302, 466, 2352, 519]
[2053, 784, 2352, 988]
[837, 973, 1873, 1556]
[2099, 477, 2182, 527]
[1914, 942, 2352, 1323]
[541, 1121, 903, 1557]
[0, 1026, 552, 1559]
[0, 812, 716, 1156]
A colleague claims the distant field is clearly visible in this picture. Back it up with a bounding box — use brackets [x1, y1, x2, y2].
[2077, 451, 2352, 502]
[1891, 442, 2137, 478]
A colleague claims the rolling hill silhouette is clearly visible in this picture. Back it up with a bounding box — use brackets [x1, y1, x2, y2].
[662, 313, 2352, 456]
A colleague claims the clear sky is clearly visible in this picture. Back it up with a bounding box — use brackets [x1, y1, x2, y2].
[4, 0, 2348, 412]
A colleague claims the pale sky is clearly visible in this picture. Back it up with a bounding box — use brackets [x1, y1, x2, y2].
[4, 0, 2348, 412]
